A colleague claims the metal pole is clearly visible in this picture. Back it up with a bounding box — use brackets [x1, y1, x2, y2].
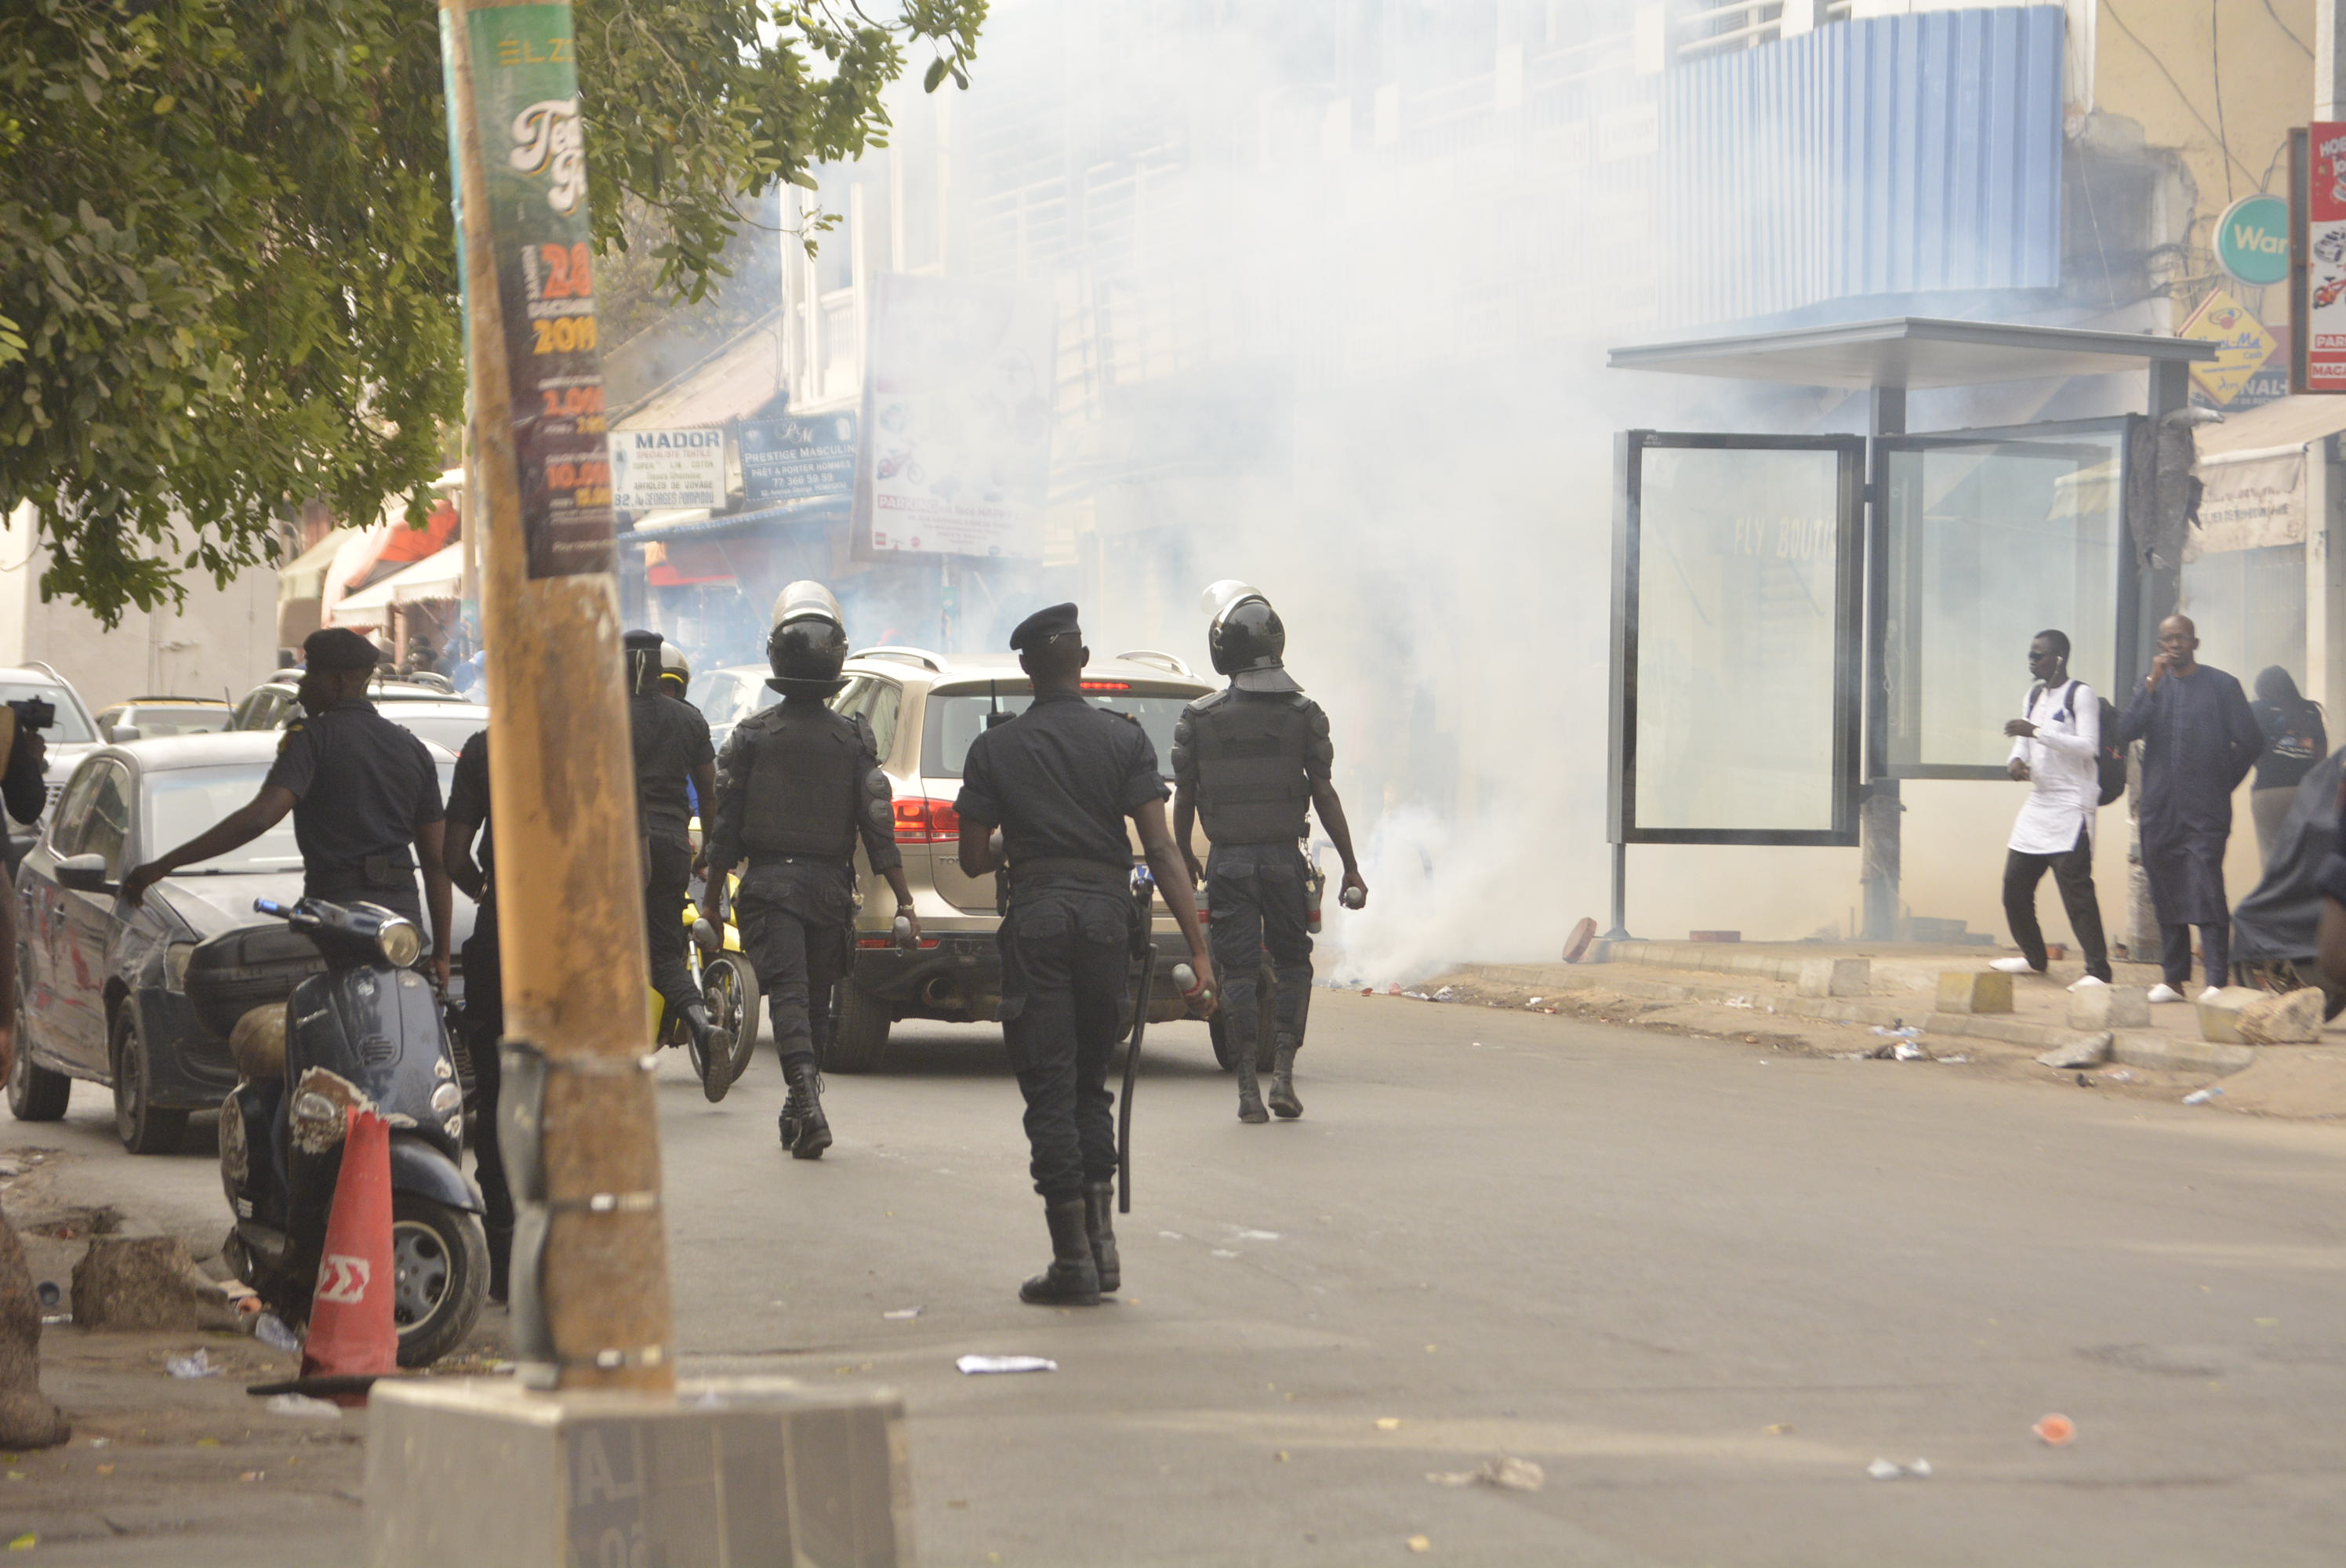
[1604, 840, 1630, 942]
[1859, 383, 1905, 942]
[442, 0, 674, 1393]
[2321, 0, 2346, 121]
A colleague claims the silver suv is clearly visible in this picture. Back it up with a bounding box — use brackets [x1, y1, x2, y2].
[824, 646, 1215, 1071]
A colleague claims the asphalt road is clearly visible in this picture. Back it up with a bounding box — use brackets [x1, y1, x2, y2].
[9, 990, 2346, 1565]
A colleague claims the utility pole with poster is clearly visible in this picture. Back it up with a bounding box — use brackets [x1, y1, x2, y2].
[364, 5, 909, 1559]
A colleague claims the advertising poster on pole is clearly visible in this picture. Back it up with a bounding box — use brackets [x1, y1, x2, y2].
[464, 3, 616, 576]
[852, 274, 1056, 559]
[608, 428, 726, 511]
[2176, 289, 2277, 407]
[2303, 122, 2346, 392]
[740, 414, 858, 504]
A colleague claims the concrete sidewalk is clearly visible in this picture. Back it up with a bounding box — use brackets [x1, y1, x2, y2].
[1442, 936, 2346, 1115]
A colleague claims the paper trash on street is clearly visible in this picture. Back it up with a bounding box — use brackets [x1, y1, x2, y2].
[957, 1354, 1059, 1375]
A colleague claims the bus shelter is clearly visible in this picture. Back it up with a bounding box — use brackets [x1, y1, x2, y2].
[1604, 317, 2214, 942]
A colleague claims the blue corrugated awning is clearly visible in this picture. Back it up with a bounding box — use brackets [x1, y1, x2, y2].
[626, 495, 851, 543]
[1658, 6, 2067, 328]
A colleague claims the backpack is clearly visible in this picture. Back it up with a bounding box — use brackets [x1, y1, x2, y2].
[2036, 679, 2126, 807]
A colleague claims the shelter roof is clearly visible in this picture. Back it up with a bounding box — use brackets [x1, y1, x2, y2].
[1608, 316, 2213, 390]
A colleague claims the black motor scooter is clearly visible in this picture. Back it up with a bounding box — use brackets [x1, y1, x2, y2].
[198, 896, 487, 1368]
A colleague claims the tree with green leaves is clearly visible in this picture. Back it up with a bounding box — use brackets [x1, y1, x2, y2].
[0, 0, 983, 622]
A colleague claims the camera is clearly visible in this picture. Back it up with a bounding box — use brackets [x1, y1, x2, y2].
[6, 697, 54, 733]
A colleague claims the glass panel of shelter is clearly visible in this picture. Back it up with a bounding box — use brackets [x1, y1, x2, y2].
[1611, 433, 1865, 846]
[1878, 419, 2135, 779]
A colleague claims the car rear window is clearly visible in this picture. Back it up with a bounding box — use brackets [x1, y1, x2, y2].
[0, 681, 94, 743]
[919, 685, 1200, 781]
[145, 761, 456, 874]
[125, 706, 230, 738]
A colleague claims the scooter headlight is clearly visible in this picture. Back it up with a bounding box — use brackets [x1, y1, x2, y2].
[430, 1082, 463, 1117]
[376, 920, 422, 969]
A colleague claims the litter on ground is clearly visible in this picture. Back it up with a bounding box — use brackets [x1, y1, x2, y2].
[957, 1355, 1057, 1375]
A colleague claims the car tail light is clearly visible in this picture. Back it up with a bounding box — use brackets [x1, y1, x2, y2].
[858, 935, 942, 949]
[893, 797, 961, 844]
[1080, 681, 1130, 691]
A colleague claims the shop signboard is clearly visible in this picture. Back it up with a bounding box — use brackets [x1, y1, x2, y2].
[2215, 194, 2290, 287]
[609, 427, 725, 511]
[2176, 289, 2276, 406]
[853, 273, 1055, 560]
[2299, 122, 2346, 392]
[739, 414, 858, 504]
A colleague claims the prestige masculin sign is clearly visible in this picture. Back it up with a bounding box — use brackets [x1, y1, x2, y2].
[739, 414, 857, 505]
[463, 3, 616, 576]
[608, 427, 726, 511]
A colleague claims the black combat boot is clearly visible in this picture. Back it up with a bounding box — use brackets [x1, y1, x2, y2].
[1082, 1179, 1120, 1293]
[1020, 1198, 1101, 1306]
[1268, 1033, 1303, 1119]
[1234, 1046, 1269, 1123]
[781, 1060, 831, 1160]
[684, 1005, 731, 1103]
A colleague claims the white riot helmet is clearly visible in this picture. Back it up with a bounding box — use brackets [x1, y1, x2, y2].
[767, 580, 850, 695]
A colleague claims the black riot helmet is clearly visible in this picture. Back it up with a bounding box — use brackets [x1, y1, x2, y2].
[623, 629, 665, 695]
[766, 580, 851, 697]
[1200, 579, 1300, 694]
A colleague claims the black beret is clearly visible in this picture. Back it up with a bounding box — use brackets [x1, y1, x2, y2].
[1008, 602, 1081, 652]
[304, 626, 383, 672]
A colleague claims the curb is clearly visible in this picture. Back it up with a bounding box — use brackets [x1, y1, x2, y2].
[2110, 1032, 2257, 1075]
[1451, 963, 2134, 1060]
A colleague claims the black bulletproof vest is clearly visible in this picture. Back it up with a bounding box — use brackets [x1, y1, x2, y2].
[741, 706, 861, 860]
[1190, 693, 1314, 844]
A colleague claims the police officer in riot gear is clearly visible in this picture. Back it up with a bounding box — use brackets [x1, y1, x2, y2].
[1173, 582, 1366, 1122]
[703, 583, 918, 1158]
[625, 630, 723, 1089]
[955, 603, 1216, 1307]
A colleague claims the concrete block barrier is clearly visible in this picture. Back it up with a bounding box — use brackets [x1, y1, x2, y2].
[1935, 971, 2013, 1015]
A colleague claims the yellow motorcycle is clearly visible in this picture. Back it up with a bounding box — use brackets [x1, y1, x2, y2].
[649, 869, 761, 1101]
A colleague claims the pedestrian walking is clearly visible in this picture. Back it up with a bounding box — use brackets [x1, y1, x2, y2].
[952, 603, 1216, 1307]
[443, 728, 514, 1301]
[1171, 581, 1366, 1121]
[1991, 630, 2112, 989]
[702, 583, 918, 1151]
[124, 627, 454, 983]
[623, 630, 722, 1071]
[2115, 615, 2264, 1003]
[2249, 666, 2326, 865]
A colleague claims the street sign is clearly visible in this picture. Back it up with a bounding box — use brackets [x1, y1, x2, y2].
[739, 414, 857, 505]
[608, 427, 725, 510]
[2177, 289, 2277, 406]
[2216, 194, 2290, 286]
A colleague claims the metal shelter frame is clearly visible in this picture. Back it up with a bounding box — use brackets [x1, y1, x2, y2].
[1602, 317, 2216, 942]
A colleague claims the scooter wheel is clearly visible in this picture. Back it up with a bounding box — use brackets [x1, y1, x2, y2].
[391, 1192, 488, 1368]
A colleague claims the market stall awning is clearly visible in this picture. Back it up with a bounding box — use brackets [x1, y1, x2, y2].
[2189, 394, 2346, 560]
[278, 526, 358, 603]
[330, 541, 465, 619]
[1608, 316, 2215, 390]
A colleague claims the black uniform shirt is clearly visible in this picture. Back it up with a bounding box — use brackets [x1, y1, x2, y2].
[629, 690, 714, 838]
[447, 728, 495, 891]
[957, 689, 1167, 868]
[262, 699, 444, 895]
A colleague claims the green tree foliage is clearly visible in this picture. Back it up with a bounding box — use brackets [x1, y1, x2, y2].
[0, 0, 983, 622]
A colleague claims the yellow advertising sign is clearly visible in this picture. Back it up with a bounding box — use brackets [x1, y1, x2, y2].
[2177, 289, 2278, 406]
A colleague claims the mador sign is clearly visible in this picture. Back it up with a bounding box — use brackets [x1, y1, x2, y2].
[853, 273, 1055, 560]
[608, 428, 726, 511]
[2216, 194, 2290, 287]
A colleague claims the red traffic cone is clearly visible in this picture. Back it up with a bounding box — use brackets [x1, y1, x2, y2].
[298, 1106, 398, 1403]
